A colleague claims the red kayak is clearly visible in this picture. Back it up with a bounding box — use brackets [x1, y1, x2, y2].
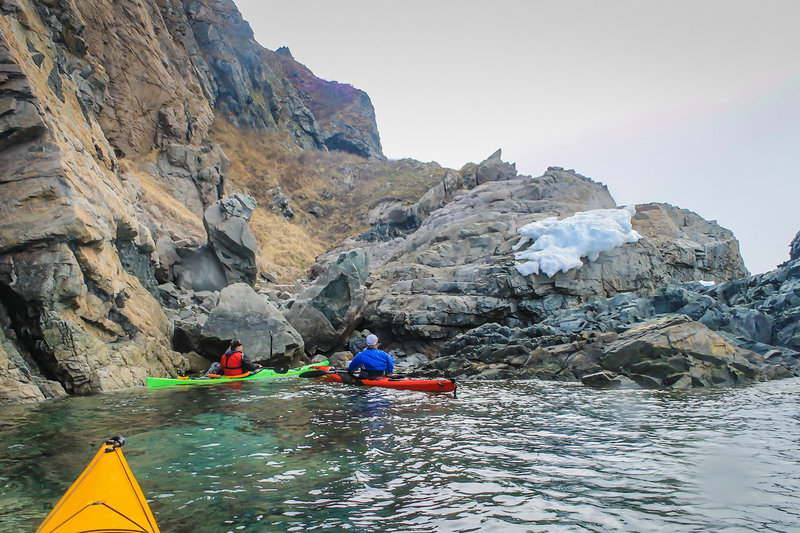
[303, 366, 456, 395]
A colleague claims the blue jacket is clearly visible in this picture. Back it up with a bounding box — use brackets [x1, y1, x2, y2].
[349, 348, 394, 374]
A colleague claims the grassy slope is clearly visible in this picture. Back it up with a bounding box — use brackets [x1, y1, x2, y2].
[209, 118, 450, 283]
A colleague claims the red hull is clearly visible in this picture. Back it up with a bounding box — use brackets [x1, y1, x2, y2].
[313, 367, 456, 394]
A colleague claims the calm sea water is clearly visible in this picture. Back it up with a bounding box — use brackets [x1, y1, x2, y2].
[1, 377, 799, 532]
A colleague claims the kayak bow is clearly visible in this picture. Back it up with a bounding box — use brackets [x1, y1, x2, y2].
[36, 436, 160, 533]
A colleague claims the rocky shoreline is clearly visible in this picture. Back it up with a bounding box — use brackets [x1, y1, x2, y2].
[423, 255, 800, 387]
[1, 0, 797, 404]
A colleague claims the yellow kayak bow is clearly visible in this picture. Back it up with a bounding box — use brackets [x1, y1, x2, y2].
[36, 436, 160, 533]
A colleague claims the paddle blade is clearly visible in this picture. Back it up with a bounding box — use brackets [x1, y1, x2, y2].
[298, 370, 333, 379]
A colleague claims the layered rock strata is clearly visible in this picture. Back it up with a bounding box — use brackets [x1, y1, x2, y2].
[0, 8, 188, 401]
[361, 165, 747, 345]
[0, 0, 388, 403]
[424, 256, 800, 387]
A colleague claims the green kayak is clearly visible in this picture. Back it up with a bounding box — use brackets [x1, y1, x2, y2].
[146, 361, 327, 389]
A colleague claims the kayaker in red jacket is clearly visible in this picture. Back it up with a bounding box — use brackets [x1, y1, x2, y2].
[348, 334, 394, 379]
[220, 339, 261, 376]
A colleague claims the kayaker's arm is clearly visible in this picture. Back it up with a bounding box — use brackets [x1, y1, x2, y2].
[239, 352, 261, 372]
[348, 353, 363, 373]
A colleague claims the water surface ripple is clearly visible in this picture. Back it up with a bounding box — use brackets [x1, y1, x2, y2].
[1, 378, 798, 532]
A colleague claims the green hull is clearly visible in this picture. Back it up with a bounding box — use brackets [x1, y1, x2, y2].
[146, 362, 327, 389]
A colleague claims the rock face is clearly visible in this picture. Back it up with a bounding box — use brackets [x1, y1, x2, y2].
[285, 249, 369, 355]
[424, 257, 800, 387]
[201, 283, 305, 366]
[598, 316, 763, 388]
[157, 144, 229, 218]
[0, 308, 65, 404]
[203, 193, 260, 286]
[52, 0, 380, 159]
[0, 0, 387, 402]
[264, 49, 383, 158]
[366, 150, 520, 233]
[0, 10, 189, 401]
[361, 165, 748, 345]
[790, 231, 800, 262]
[0, 0, 787, 402]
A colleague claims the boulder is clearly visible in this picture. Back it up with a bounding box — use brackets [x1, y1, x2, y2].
[155, 236, 227, 292]
[173, 244, 228, 292]
[203, 194, 260, 285]
[599, 315, 764, 388]
[328, 351, 353, 368]
[201, 283, 305, 366]
[285, 248, 369, 355]
[580, 371, 637, 389]
[157, 143, 229, 217]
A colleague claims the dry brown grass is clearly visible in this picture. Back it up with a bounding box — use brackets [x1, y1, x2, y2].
[209, 117, 450, 281]
[124, 159, 206, 240]
[249, 208, 324, 282]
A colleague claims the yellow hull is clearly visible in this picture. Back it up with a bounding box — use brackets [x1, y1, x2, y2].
[36, 437, 160, 533]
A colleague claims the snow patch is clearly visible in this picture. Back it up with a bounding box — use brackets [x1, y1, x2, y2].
[513, 206, 642, 277]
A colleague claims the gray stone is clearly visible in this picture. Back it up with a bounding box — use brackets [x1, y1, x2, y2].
[581, 371, 622, 388]
[362, 164, 747, 345]
[395, 352, 429, 371]
[600, 315, 763, 388]
[285, 248, 369, 355]
[203, 194, 260, 285]
[173, 244, 227, 292]
[157, 143, 229, 217]
[201, 283, 305, 366]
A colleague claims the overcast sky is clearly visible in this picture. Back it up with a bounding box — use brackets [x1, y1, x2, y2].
[235, 0, 799, 274]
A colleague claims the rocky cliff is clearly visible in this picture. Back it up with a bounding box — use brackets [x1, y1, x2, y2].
[357, 164, 747, 345]
[0, 7, 183, 401]
[0, 0, 795, 404]
[0, 0, 385, 403]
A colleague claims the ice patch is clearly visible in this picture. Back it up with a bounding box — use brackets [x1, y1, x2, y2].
[513, 206, 642, 277]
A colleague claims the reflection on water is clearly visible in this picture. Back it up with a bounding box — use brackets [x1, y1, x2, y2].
[1, 378, 799, 532]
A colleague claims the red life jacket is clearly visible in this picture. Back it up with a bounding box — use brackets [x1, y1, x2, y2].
[221, 350, 244, 376]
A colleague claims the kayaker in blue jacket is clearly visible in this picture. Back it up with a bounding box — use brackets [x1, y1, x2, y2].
[349, 334, 394, 379]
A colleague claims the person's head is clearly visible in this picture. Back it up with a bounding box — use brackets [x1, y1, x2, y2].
[229, 339, 243, 351]
[365, 334, 379, 348]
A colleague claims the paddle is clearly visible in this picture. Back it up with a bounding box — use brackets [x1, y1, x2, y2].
[297, 368, 410, 380]
[298, 369, 347, 379]
[183, 366, 288, 380]
[231, 366, 290, 375]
